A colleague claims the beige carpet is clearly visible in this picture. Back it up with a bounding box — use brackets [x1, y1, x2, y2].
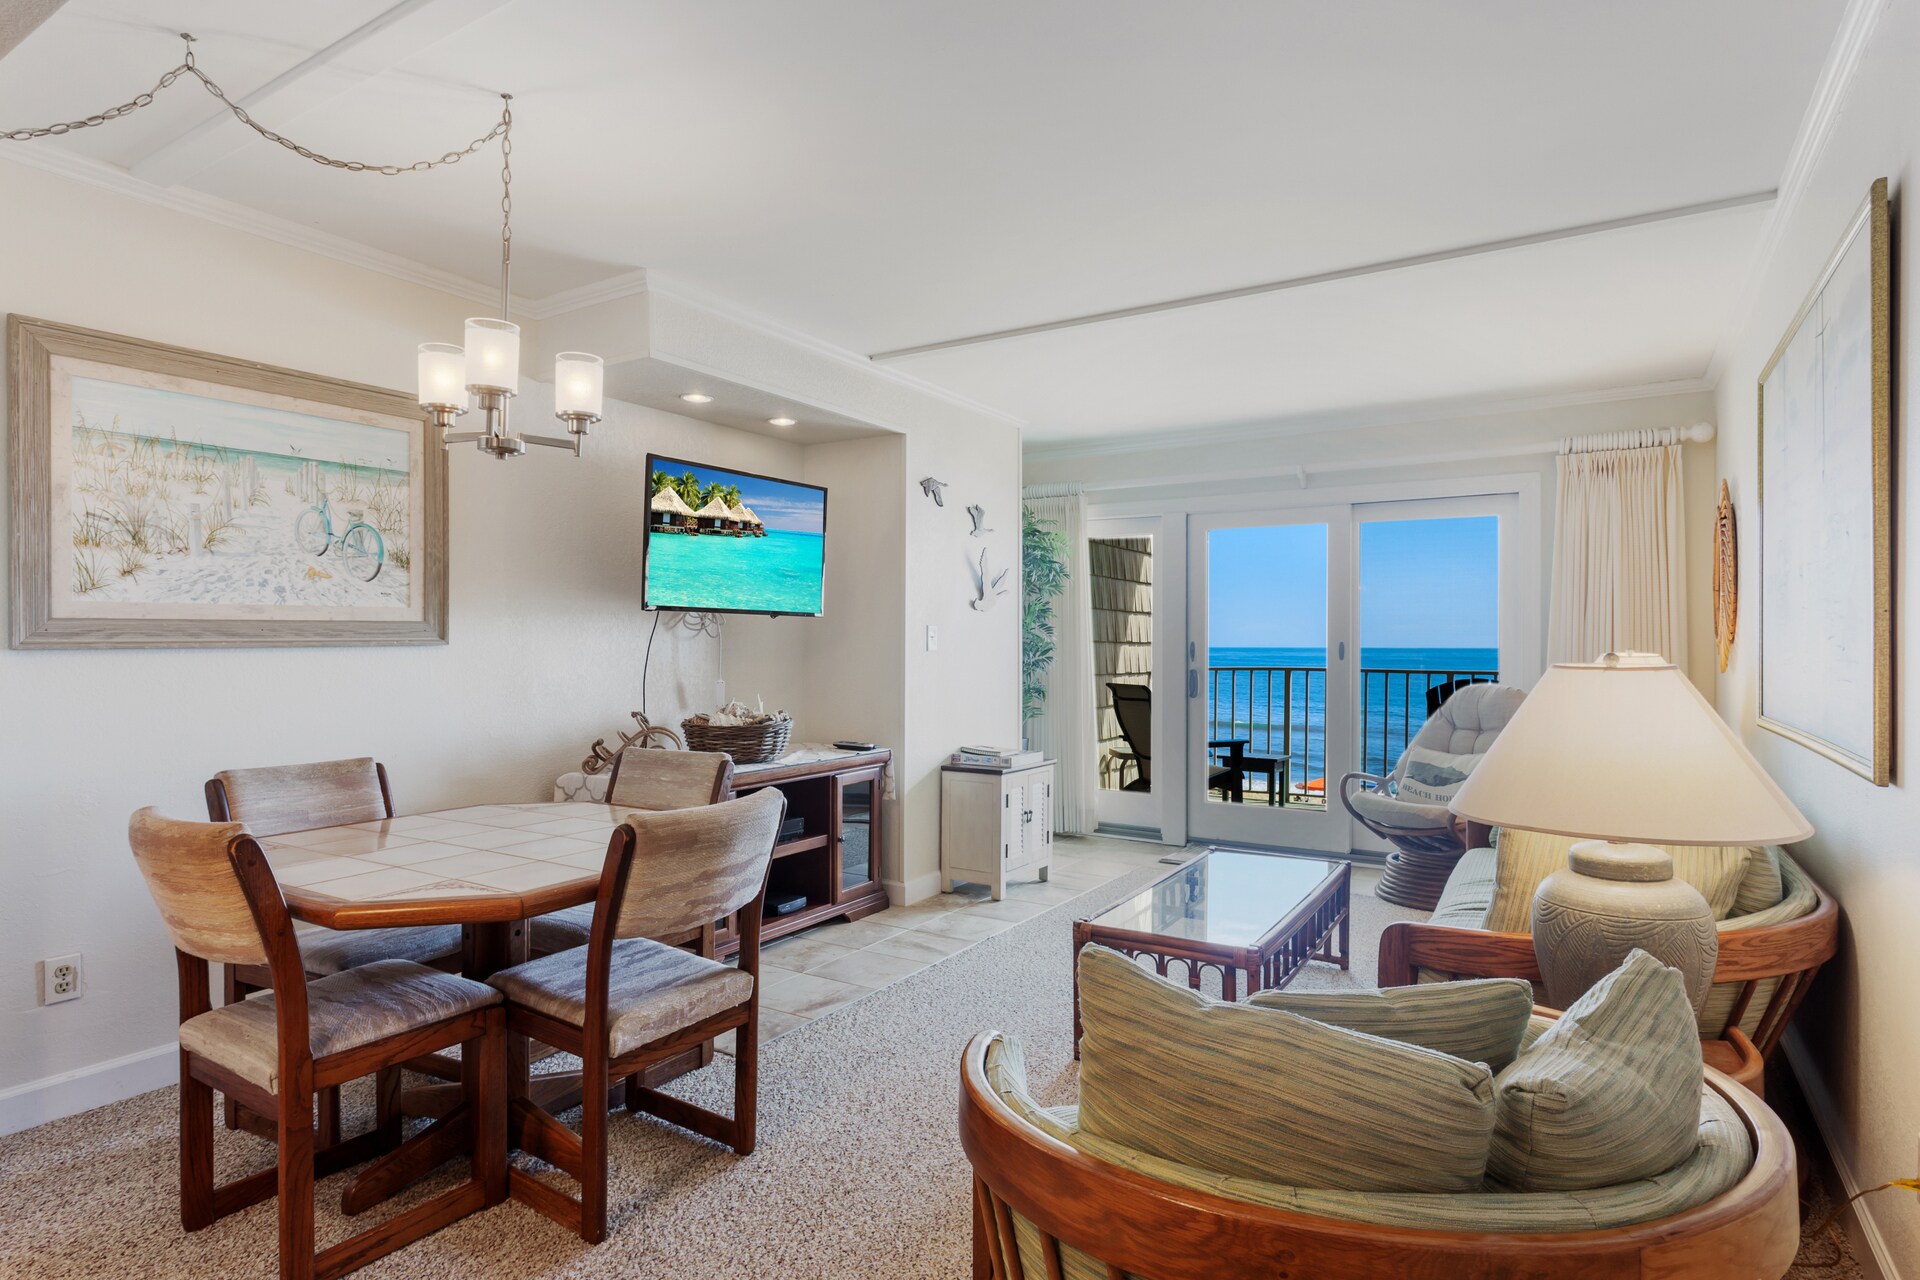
[0, 863, 1863, 1278]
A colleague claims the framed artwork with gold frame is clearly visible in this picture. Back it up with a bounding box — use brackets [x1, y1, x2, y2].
[8, 316, 448, 648]
[1755, 178, 1892, 785]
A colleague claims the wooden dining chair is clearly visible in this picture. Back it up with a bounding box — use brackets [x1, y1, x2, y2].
[531, 747, 734, 956]
[207, 758, 463, 1140]
[128, 808, 506, 1280]
[488, 786, 785, 1243]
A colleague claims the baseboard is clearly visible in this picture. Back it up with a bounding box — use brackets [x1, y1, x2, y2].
[1783, 1028, 1903, 1280]
[886, 871, 944, 905]
[0, 1041, 177, 1136]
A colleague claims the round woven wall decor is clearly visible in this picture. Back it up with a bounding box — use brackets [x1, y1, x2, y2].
[1714, 480, 1738, 672]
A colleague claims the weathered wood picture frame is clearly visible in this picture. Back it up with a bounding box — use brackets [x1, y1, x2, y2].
[1756, 178, 1893, 784]
[8, 315, 448, 648]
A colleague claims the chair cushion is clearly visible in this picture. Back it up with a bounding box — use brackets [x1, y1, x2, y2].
[1075, 944, 1496, 1192]
[1347, 786, 1453, 832]
[488, 937, 753, 1058]
[530, 904, 596, 955]
[1248, 977, 1534, 1071]
[1485, 830, 1753, 933]
[1489, 949, 1702, 1191]
[179, 959, 499, 1093]
[296, 924, 463, 976]
[1427, 846, 1499, 930]
[1395, 746, 1482, 804]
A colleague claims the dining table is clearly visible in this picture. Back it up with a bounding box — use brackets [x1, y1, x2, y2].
[258, 800, 696, 1214]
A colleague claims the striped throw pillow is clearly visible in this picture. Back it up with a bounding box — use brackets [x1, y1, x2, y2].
[1489, 949, 1703, 1191]
[1486, 829, 1755, 932]
[1075, 945, 1497, 1192]
[1730, 845, 1785, 917]
[1248, 977, 1535, 1070]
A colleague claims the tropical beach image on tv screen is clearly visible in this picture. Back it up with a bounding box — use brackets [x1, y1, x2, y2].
[644, 457, 827, 615]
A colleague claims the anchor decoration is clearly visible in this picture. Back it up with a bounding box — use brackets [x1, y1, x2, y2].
[581, 711, 684, 775]
[969, 547, 1011, 612]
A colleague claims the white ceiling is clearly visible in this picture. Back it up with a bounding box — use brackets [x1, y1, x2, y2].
[0, 1, 1846, 443]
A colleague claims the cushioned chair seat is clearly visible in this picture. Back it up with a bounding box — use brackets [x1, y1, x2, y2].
[296, 924, 464, 975]
[179, 959, 500, 1092]
[984, 1033, 1751, 1235]
[488, 937, 754, 1057]
[1426, 846, 1500, 930]
[530, 905, 595, 955]
[1347, 787, 1453, 832]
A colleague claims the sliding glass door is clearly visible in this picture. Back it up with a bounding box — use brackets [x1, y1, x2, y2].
[1184, 491, 1534, 853]
[1187, 507, 1354, 851]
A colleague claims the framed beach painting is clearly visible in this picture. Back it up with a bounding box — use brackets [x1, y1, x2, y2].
[8, 316, 447, 648]
[1756, 177, 1892, 784]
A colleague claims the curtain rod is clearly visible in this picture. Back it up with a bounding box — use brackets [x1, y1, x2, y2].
[1041, 423, 1717, 493]
[1559, 423, 1714, 455]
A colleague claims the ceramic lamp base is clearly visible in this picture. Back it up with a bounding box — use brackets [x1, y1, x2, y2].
[1531, 840, 1718, 1014]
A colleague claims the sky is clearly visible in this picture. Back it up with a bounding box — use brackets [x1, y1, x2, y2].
[651, 457, 826, 534]
[72, 376, 408, 470]
[1208, 515, 1497, 650]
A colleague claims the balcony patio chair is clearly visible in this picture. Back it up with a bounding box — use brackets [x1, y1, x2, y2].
[1338, 682, 1526, 909]
[1107, 681, 1243, 800]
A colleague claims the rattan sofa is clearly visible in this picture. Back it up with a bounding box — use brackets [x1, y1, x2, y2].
[1378, 843, 1838, 1090]
[961, 1028, 1799, 1280]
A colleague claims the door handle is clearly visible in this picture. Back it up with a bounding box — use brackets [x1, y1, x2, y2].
[1187, 669, 1199, 698]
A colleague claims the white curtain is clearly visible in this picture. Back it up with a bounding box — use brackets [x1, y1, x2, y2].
[1023, 490, 1096, 835]
[1548, 442, 1688, 665]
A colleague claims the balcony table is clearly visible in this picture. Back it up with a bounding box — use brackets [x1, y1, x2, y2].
[260, 801, 635, 1213]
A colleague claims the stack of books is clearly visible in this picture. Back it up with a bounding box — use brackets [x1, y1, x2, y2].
[948, 745, 1043, 771]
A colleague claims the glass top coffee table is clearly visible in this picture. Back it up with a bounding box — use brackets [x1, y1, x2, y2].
[1072, 846, 1351, 1050]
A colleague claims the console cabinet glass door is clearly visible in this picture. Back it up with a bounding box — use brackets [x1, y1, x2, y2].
[834, 768, 884, 899]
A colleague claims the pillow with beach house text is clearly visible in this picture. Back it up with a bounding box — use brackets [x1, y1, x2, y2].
[1396, 746, 1482, 805]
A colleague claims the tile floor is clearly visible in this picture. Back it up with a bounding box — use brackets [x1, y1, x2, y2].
[720, 833, 1173, 1049]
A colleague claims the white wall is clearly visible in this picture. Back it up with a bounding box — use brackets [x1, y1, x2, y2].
[1025, 390, 1720, 689]
[1713, 5, 1920, 1271]
[0, 162, 809, 1116]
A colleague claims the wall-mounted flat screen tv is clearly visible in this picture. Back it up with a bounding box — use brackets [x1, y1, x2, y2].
[643, 454, 827, 616]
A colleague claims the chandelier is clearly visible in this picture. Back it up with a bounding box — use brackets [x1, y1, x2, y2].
[2, 32, 603, 461]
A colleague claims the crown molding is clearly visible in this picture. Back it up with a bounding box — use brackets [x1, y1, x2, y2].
[1022, 378, 1717, 462]
[512, 267, 653, 320]
[644, 271, 1026, 428]
[1706, 0, 1887, 380]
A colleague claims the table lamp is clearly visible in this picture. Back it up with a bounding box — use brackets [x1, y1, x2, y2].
[1447, 652, 1812, 1012]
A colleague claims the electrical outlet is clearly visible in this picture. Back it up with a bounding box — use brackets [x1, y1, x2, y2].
[41, 954, 81, 1006]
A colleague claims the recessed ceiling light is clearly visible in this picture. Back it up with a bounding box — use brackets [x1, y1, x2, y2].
[679, 392, 713, 404]
[768, 416, 797, 427]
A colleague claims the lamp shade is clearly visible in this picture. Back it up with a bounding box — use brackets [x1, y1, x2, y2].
[553, 351, 604, 417]
[464, 317, 520, 393]
[416, 342, 465, 409]
[1448, 653, 1811, 846]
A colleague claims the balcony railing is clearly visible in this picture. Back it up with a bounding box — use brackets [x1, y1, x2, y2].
[1205, 665, 1500, 803]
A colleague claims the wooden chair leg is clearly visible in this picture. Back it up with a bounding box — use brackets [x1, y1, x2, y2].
[180, 1054, 215, 1232]
[734, 1006, 757, 1156]
[579, 1059, 609, 1245]
[375, 1066, 403, 1152]
[467, 1012, 507, 1207]
[277, 1090, 317, 1280]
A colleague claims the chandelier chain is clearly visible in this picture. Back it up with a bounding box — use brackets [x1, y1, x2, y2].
[498, 98, 513, 319]
[1, 33, 511, 179]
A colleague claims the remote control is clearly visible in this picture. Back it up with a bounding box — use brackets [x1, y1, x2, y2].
[833, 739, 879, 751]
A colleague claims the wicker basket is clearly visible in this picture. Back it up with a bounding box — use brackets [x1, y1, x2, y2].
[680, 713, 793, 764]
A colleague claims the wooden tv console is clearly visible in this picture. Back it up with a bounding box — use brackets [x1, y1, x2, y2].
[714, 747, 892, 956]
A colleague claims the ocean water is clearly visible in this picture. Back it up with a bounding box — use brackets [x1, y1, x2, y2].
[645, 528, 825, 615]
[1207, 646, 1499, 783]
